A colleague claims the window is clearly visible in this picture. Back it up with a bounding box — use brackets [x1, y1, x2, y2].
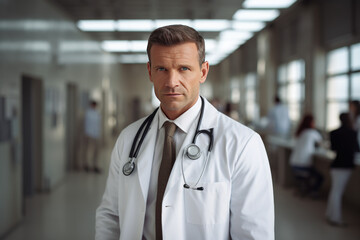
[325, 43, 360, 130]
[244, 73, 259, 122]
[230, 79, 241, 103]
[277, 59, 305, 122]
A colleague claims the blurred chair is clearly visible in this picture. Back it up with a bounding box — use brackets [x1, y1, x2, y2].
[292, 167, 311, 197]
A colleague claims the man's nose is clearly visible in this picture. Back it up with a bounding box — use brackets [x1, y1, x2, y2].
[165, 70, 180, 88]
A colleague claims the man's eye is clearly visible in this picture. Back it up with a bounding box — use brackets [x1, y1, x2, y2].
[181, 67, 189, 71]
[157, 67, 165, 71]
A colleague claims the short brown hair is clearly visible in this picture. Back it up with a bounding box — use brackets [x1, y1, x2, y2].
[147, 25, 205, 66]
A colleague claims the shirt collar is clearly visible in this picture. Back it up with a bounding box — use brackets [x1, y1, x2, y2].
[158, 97, 201, 134]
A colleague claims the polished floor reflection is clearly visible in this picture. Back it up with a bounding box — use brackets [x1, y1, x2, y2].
[3, 146, 360, 240]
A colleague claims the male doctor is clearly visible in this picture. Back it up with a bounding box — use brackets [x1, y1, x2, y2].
[96, 25, 274, 240]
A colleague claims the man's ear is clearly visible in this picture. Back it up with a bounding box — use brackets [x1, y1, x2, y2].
[147, 62, 153, 82]
[200, 61, 209, 84]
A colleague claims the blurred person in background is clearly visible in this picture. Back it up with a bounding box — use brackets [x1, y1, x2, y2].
[326, 113, 359, 227]
[83, 100, 101, 173]
[289, 114, 323, 197]
[224, 101, 240, 121]
[209, 97, 224, 112]
[266, 96, 291, 138]
[349, 100, 360, 148]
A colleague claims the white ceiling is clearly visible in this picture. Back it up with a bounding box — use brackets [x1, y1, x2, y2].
[46, 0, 298, 64]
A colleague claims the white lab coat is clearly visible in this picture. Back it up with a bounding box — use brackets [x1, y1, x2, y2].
[96, 98, 274, 240]
[267, 104, 291, 138]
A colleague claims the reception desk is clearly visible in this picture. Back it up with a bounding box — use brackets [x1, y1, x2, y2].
[265, 135, 360, 210]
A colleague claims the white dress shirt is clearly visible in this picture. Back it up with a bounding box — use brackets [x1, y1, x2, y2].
[84, 108, 101, 139]
[142, 97, 201, 239]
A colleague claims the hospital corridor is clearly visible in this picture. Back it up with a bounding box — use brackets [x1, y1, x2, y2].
[1, 0, 360, 239]
[2, 144, 360, 240]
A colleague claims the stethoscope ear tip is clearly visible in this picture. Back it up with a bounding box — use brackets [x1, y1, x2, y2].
[183, 183, 204, 191]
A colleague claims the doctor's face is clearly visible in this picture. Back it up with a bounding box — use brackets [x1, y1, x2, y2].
[147, 42, 209, 120]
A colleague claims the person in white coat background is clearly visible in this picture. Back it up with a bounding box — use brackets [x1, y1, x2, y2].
[289, 114, 323, 196]
[96, 25, 274, 240]
[83, 100, 101, 173]
[266, 96, 291, 138]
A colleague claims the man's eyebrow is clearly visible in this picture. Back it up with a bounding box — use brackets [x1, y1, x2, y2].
[180, 64, 192, 68]
[152, 64, 164, 68]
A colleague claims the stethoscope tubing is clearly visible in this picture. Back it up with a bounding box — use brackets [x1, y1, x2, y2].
[181, 149, 211, 190]
[124, 96, 214, 191]
[129, 107, 159, 159]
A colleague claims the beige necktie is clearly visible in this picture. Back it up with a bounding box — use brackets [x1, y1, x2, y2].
[156, 121, 177, 240]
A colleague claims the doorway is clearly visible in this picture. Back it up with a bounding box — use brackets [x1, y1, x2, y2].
[21, 74, 43, 201]
[65, 83, 78, 170]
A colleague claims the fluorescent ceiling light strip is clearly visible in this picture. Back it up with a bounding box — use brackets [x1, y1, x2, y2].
[233, 9, 280, 21]
[206, 53, 227, 65]
[119, 54, 148, 63]
[155, 19, 192, 28]
[117, 20, 154, 31]
[0, 20, 73, 31]
[232, 21, 265, 32]
[102, 40, 130, 52]
[59, 41, 101, 52]
[217, 43, 240, 54]
[220, 30, 253, 41]
[205, 39, 217, 52]
[77, 20, 116, 31]
[243, 0, 297, 9]
[130, 40, 148, 52]
[77, 19, 236, 32]
[0, 41, 51, 52]
[101, 40, 148, 52]
[59, 53, 118, 64]
[193, 20, 230, 31]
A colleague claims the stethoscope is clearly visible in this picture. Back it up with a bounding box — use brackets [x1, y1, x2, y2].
[122, 96, 214, 191]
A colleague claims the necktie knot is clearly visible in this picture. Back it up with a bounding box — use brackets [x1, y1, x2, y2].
[163, 121, 177, 138]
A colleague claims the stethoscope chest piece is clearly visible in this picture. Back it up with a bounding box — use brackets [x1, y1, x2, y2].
[186, 144, 201, 160]
[123, 161, 135, 176]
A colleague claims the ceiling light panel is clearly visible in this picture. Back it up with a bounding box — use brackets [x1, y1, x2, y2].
[204, 39, 217, 53]
[155, 19, 192, 28]
[220, 30, 253, 41]
[102, 41, 130, 52]
[59, 41, 101, 52]
[130, 40, 148, 52]
[119, 54, 149, 64]
[101, 40, 148, 52]
[243, 0, 297, 9]
[77, 20, 116, 31]
[117, 20, 154, 31]
[193, 20, 230, 31]
[233, 9, 280, 21]
[232, 21, 265, 32]
[0, 41, 51, 52]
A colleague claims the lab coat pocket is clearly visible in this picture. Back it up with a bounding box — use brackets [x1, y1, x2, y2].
[184, 182, 230, 225]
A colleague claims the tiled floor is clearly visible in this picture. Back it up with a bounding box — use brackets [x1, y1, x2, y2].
[3, 146, 360, 240]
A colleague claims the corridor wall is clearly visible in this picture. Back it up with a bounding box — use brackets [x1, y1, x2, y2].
[0, 0, 122, 237]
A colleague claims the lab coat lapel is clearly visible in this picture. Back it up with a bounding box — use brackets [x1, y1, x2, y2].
[135, 111, 159, 203]
[166, 98, 219, 191]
